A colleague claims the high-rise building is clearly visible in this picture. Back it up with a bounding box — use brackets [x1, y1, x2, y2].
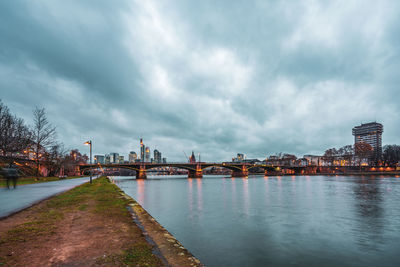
[162, 157, 167, 163]
[140, 138, 145, 162]
[145, 146, 150, 162]
[129, 151, 137, 163]
[110, 153, 119, 164]
[154, 149, 162, 163]
[105, 154, 110, 164]
[233, 153, 244, 162]
[94, 155, 105, 164]
[118, 155, 124, 164]
[352, 122, 383, 161]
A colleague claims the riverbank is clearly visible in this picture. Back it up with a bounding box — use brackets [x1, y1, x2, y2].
[0, 175, 86, 188]
[0, 177, 163, 266]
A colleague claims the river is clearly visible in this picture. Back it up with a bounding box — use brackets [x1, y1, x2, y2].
[113, 175, 400, 267]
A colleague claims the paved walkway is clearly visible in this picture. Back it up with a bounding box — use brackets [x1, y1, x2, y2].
[0, 177, 97, 218]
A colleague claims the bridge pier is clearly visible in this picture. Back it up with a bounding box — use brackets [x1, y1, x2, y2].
[188, 164, 203, 178]
[136, 165, 147, 179]
[188, 170, 203, 178]
[231, 170, 248, 177]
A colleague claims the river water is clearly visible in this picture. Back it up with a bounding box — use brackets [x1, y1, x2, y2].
[113, 175, 400, 267]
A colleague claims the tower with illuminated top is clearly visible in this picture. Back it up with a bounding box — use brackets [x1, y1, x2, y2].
[140, 138, 145, 163]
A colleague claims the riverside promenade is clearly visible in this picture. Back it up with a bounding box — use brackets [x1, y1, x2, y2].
[0, 177, 97, 218]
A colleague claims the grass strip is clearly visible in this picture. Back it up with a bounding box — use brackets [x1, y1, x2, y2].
[0, 177, 162, 266]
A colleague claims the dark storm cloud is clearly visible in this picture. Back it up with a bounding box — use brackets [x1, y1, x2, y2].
[1, 0, 400, 161]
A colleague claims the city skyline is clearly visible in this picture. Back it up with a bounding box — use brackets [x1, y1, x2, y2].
[1, 1, 400, 161]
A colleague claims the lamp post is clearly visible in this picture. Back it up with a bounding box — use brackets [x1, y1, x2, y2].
[84, 140, 92, 183]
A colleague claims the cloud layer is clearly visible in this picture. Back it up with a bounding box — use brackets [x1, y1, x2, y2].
[1, 0, 399, 161]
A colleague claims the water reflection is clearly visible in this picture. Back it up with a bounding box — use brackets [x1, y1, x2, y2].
[188, 178, 193, 218]
[113, 175, 400, 267]
[242, 178, 249, 217]
[196, 178, 203, 215]
[352, 177, 384, 250]
[136, 179, 145, 204]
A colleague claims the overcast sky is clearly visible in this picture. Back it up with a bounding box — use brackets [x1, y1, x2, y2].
[1, 0, 399, 161]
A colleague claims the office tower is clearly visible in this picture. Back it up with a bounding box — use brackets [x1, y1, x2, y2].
[140, 138, 145, 162]
[154, 149, 162, 163]
[118, 155, 124, 164]
[105, 154, 110, 164]
[94, 155, 105, 164]
[233, 153, 244, 162]
[352, 122, 383, 161]
[129, 151, 137, 163]
[110, 153, 119, 164]
[145, 146, 150, 162]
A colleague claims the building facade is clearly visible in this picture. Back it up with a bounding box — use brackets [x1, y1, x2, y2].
[154, 149, 162, 163]
[352, 122, 383, 162]
[303, 155, 323, 166]
[140, 138, 145, 162]
[94, 155, 105, 164]
[232, 153, 244, 162]
[189, 151, 196, 163]
[145, 146, 150, 162]
[129, 151, 137, 163]
[105, 154, 110, 164]
[110, 153, 119, 164]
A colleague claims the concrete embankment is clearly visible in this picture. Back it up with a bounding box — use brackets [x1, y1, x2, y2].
[112, 178, 204, 267]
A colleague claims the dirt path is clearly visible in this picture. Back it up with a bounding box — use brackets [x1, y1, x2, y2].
[0, 177, 163, 266]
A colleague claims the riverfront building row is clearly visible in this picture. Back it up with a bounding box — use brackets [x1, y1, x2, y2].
[232, 121, 385, 167]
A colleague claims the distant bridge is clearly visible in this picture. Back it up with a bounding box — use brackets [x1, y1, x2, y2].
[79, 162, 281, 179]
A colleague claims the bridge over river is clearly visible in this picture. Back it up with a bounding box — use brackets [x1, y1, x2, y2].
[79, 162, 281, 179]
[78, 162, 368, 179]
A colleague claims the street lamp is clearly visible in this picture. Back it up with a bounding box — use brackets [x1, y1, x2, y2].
[84, 140, 92, 183]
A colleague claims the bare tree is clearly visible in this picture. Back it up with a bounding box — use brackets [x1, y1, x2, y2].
[323, 148, 338, 166]
[0, 102, 12, 155]
[0, 100, 31, 156]
[382, 145, 400, 166]
[63, 149, 89, 176]
[32, 107, 56, 177]
[338, 145, 354, 165]
[42, 142, 67, 176]
[354, 142, 373, 168]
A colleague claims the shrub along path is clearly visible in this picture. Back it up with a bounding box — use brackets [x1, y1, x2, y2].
[0, 177, 163, 266]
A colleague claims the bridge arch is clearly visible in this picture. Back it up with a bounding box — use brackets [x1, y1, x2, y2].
[202, 164, 244, 172]
[144, 164, 197, 172]
[79, 165, 141, 176]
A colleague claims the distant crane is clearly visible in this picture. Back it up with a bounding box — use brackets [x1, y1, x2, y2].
[183, 151, 189, 162]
